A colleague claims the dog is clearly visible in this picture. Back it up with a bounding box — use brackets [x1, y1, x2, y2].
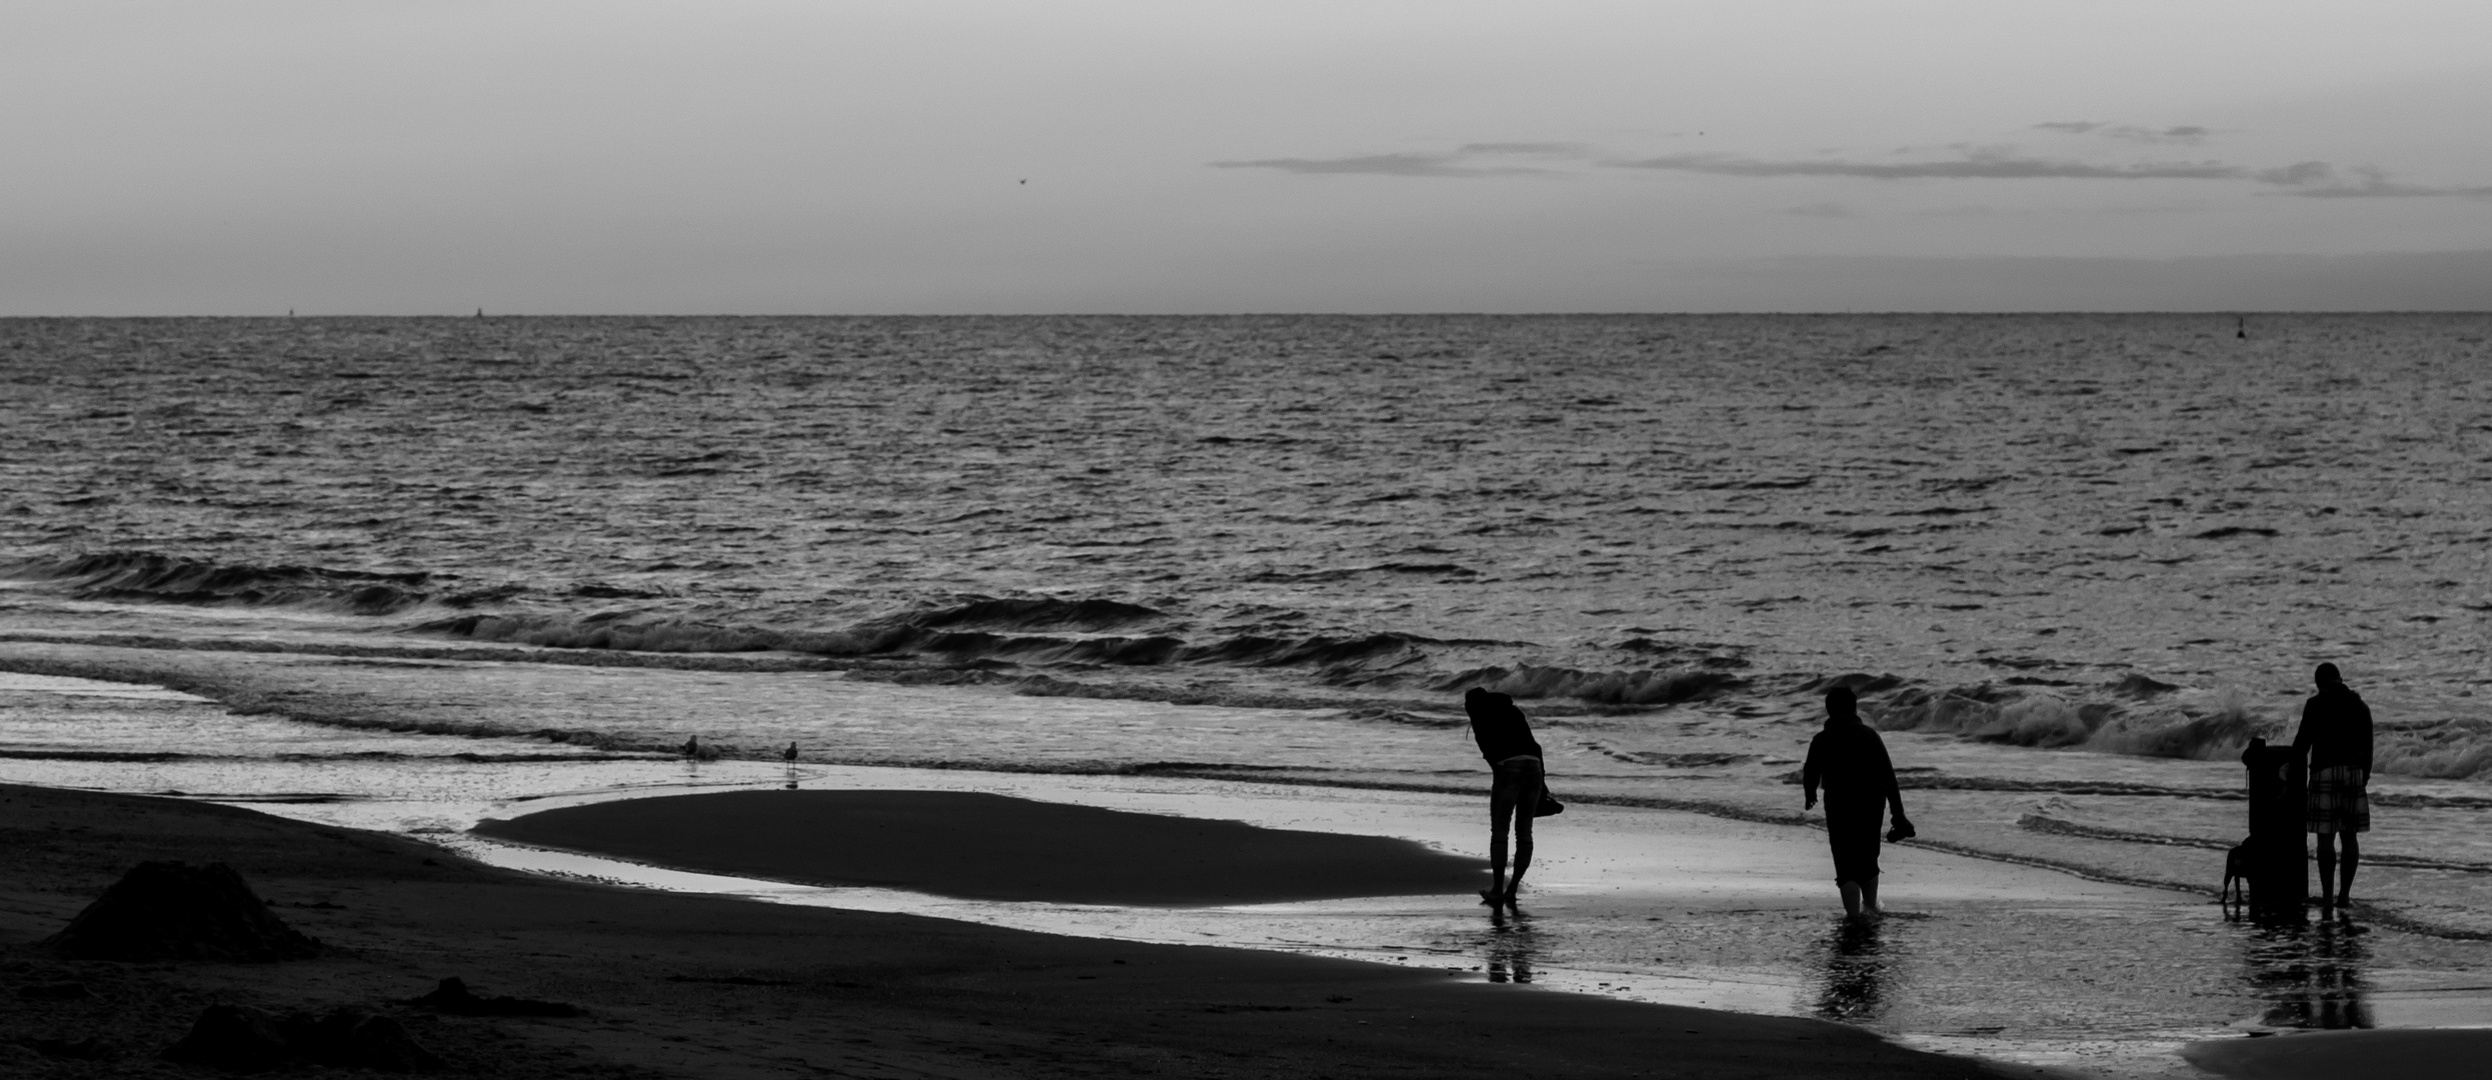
[2219, 837, 2252, 909]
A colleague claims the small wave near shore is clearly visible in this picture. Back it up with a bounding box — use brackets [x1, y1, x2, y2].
[8, 548, 2485, 784]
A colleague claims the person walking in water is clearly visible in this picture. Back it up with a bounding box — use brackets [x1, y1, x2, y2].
[2295, 662, 2373, 912]
[1465, 686, 1544, 907]
[1802, 686, 1911, 921]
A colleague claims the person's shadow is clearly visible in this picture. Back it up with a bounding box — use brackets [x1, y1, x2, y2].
[2244, 918, 2371, 1029]
[1482, 906, 1537, 984]
[1812, 917, 1893, 1023]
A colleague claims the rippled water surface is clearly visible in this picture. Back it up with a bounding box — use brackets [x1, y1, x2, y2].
[5, 315, 2487, 720]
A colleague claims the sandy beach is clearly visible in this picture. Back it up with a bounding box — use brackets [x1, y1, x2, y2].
[13, 652, 2492, 1076]
[2, 782, 2043, 1079]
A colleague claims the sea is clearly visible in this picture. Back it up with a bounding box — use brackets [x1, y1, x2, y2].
[5, 314, 2491, 1075]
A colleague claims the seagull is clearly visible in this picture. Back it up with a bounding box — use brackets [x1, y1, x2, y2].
[783, 741, 799, 763]
[683, 735, 700, 758]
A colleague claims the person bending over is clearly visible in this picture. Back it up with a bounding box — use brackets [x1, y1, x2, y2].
[1803, 686, 1910, 921]
[1465, 686, 1543, 907]
[2294, 662, 2373, 912]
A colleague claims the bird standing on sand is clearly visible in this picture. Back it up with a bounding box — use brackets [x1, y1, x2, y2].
[683, 735, 700, 759]
[783, 741, 798, 763]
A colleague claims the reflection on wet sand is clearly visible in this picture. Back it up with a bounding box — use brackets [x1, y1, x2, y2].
[2245, 916, 2372, 1030]
[1814, 918, 1893, 1023]
[1483, 906, 1537, 984]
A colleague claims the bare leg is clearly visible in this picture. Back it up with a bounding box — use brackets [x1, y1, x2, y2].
[1505, 787, 1536, 904]
[2316, 834, 2338, 909]
[1838, 880, 1863, 920]
[2337, 833, 2360, 907]
[1486, 782, 1515, 904]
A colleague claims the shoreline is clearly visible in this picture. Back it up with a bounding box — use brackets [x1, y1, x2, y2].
[13, 650, 2492, 1076]
[2, 782, 2032, 1079]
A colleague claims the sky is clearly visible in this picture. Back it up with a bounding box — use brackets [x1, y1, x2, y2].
[6, 0, 2490, 314]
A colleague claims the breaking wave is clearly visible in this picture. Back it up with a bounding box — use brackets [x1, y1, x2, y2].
[13, 551, 448, 614]
[1869, 681, 2283, 761]
[15, 549, 2492, 781]
[418, 606, 1502, 690]
[1442, 664, 1748, 705]
[1849, 676, 2492, 781]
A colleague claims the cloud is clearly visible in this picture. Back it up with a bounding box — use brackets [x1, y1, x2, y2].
[1617, 147, 2492, 199]
[2037, 122, 2212, 144]
[1615, 148, 2247, 181]
[1214, 141, 2492, 199]
[1209, 152, 1549, 178]
[2257, 162, 2492, 200]
[1456, 141, 1591, 156]
[1913, 201, 2212, 217]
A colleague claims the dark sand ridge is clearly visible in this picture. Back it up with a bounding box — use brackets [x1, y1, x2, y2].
[1, 783, 2034, 1079]
[475, 789, 1485, 905]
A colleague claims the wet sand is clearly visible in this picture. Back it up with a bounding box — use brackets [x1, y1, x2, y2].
[474, 789, 1485, 905]
[0, 782, 2026, 1079]
[2181, 1028, 2492, 1079]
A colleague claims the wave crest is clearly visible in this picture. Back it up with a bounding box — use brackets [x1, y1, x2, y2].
[1873, 682, 2284, 761]
[1445, 664, 1747, 705]
[895, 595, 1165, 632]
[16, 551, 438, 614]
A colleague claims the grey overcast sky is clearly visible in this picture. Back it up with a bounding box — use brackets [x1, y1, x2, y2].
[7, 1, 2490, 314]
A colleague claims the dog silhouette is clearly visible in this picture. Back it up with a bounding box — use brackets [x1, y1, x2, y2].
[2220, 837, 2252, 910]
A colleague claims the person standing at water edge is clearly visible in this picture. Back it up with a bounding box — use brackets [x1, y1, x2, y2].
[1803, 686, 1911, 921]
[1465, 686, 1543, 907]
[2295, 663, 2373, 911]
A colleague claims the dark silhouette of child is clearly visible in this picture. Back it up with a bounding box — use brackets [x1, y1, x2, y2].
[1465, 687, 1544, 907]
[2294, 662, 2373, 911]
[1802, 686, 1910, 920]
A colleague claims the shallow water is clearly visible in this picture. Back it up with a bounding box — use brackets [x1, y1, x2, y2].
[8, 670, 2492, 1080]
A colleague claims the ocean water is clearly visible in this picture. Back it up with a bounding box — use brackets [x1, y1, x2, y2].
[6, 314, 2492, 1071]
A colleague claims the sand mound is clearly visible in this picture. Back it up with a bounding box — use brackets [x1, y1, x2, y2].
[47, 861, 321, 962]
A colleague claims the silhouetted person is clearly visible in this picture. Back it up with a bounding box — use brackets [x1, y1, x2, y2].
[1465, 686, 1543, 907]
[1802, 686, 1911, 921]
[2294, 663, 2372, 911]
